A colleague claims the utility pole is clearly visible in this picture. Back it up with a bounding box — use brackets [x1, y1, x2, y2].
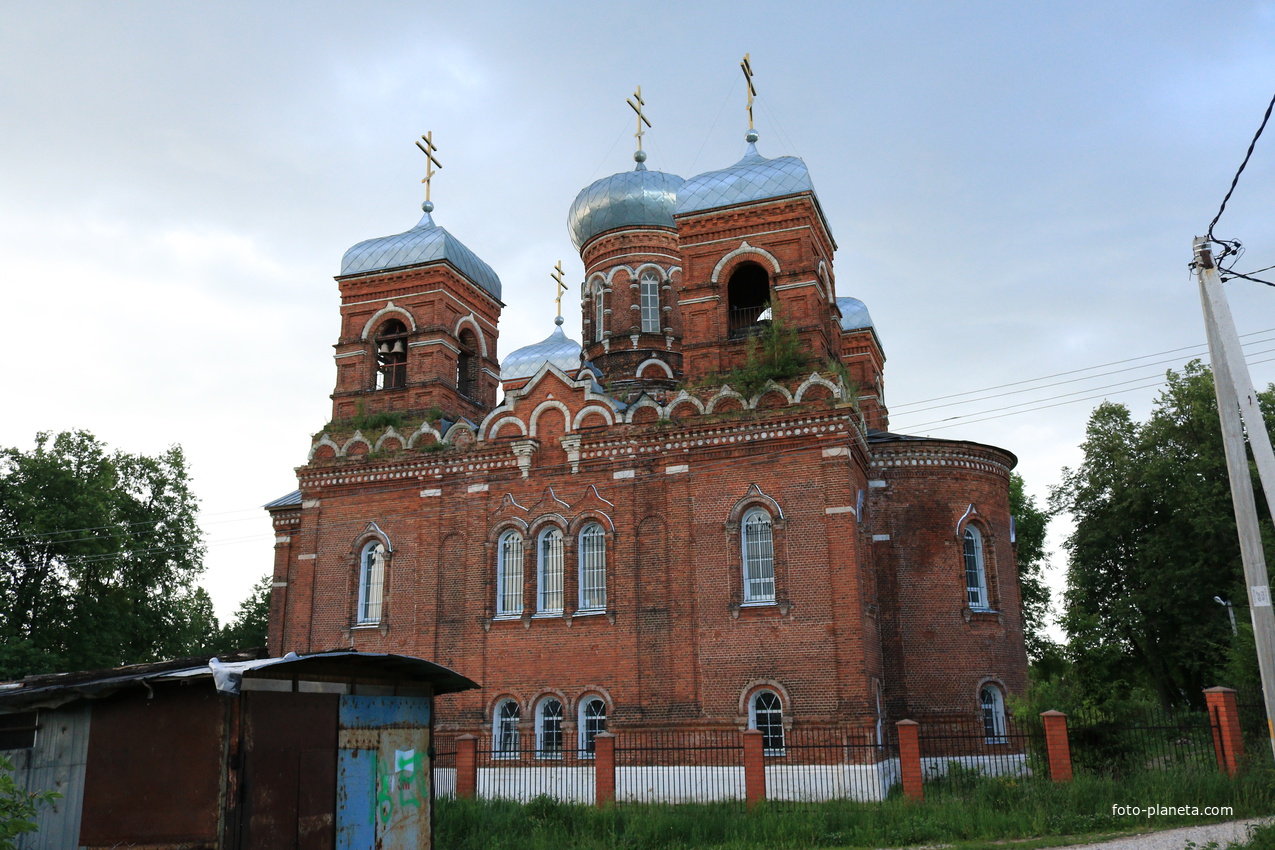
[1194, 236, 1275, 761]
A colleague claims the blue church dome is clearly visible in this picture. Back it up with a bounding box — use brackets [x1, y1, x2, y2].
[837, 297, 875, 331]
[567, 159, 684, 250]
[677, 134, 815, 216]
[501, 319, 583, 382]
[341, 206, 502, 300]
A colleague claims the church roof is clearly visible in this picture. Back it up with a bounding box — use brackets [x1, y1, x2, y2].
[567, 160, 684, 250]
[677, 136, 815, 215]
[340, 207, 502, 300]
[500, 320, 583, 382]
[837, 297, 874, 331]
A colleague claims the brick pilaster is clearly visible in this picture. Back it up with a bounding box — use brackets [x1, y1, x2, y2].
[594, 732, 616, 806]
[896, 720, 923, 802]
[743, 728, 766, 806]
[1204, 687, 1244, 776]
[456, 734, 478, 798]
[1040, 710, 1072, 782]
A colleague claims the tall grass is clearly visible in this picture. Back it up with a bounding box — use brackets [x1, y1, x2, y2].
[436, 764, 1275, 849]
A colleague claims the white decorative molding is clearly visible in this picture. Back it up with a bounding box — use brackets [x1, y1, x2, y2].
[665, 464, 689, 475]
[613, 469, 635, 480]
[420, 488, 442, 497]
[825, 506, 857, 516]
[821, 447, 850, 458]
[872, 534, 891, 542]
[468, 483, 490, 494]
[360, 301, 417, 340]
[710, 241, 782, 283]
[636, 358, 675, 380]
[454, 312, 490, 357]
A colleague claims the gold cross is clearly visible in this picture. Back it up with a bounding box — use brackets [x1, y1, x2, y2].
[740, 53, 757, 130]
[415, 131, 442, 202]
[627, 86, 651, 152]
[551, 261, 567, 317]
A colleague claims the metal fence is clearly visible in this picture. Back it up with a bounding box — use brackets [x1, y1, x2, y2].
[765, 726, 896, 802]
[1066, 706, 1217, 775]
[433, 737, 457, 800]
[917, 715, 1044, 789]
[615, 730, 744, 803]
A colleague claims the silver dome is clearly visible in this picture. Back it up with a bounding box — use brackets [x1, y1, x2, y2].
[837, 297, 874, 331]
[341, 210, 502, 300]
[501, 323, 583, 382]
[567, 163, 685, 250]
[676, 141, 814, 215]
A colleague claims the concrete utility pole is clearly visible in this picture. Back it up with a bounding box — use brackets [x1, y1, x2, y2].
[1194, 236, 1275, 762]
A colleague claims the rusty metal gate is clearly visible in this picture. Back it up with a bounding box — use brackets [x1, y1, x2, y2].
[336, 695, 433, 850]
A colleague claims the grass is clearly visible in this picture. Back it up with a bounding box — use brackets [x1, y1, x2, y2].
[434, 764, 1275, 850]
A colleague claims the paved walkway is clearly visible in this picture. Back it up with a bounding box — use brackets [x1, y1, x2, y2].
[1070, 818, 1273, 850]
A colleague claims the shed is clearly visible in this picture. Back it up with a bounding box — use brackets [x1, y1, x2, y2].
[0, 649, 479, 849]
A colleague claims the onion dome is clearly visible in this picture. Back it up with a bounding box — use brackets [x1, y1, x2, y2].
[567, 151, 684, 250]
[677, 131, 814, 215]
[837, 297, 874, 331]
[500, 317, 583, 382]
[341, 203, 502, 300]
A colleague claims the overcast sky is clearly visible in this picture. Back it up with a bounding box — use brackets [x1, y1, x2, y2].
[3, 2, 1274, 627]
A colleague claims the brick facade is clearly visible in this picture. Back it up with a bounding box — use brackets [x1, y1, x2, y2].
[267, 132, 1028, 750]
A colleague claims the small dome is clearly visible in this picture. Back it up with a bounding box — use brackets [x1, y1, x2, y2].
[677, 139, 814, 215]
[567, 162, 685, 250]
[501, 323, 583, 382]
[341, 210, 502, 300]
[837, 297, 874, 331]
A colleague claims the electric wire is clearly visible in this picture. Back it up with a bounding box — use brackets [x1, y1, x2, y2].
[1207, 90, 1275, 249]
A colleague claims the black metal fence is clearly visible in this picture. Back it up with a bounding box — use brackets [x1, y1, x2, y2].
[615, 729, 744, 803]
[764, 726, 894, 802]
[1066, 706, 1217, 776]
[917, 715, 1045, 789]
[433, 736, 457, 800]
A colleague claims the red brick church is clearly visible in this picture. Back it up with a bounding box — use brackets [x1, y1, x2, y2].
[265, 104, 1028, 757]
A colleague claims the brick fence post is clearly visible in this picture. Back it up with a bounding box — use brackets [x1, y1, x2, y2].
[456, 734, 478, 798]
[594, 731, 616, 807]
[743, 728, 766, 806]
[1204, 687, 1244, 776]
[896, 720, 923, 802]
[1040, 710, 1073, 782]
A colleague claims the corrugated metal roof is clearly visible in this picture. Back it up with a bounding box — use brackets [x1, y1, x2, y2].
[677, 140, 815, 215]
[501, 322, 582, 382]
[263, 489, 302, 509]
[837, 297, 874, 331]
[340, 210, 502, 300]
[567, 162, 684, 250]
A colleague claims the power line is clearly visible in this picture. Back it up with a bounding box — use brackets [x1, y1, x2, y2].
[1207, 90, 1275, 249]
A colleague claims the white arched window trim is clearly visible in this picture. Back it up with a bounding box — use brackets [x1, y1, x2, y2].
[749, 690, 786, 756]
[578, 522, 607, 612]
[981, 684, 1008, 744]
[594, 284, 606, 343]
[535, 696, 564, 759]
[963, 525, 990, 610]
[537, 527, 564, 615]
[357, 539, 386, 625]
[493, 698, 521, 758]
[639, 271, 660, 333]
[578, 696, 608, 757]
[741, 508, 776, 604]
[496, 530, 524, 617]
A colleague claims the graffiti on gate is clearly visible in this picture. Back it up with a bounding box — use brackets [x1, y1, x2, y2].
[375, 748, 427, 826]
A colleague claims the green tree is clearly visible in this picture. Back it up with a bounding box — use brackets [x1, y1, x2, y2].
[0, 431, 209, 678]
[1050, 362, 1275, 708]
[1009, 473, 1054, 661]
[219, 574, 271, 653]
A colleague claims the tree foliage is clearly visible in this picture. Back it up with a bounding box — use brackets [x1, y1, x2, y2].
[0, 431, 215, 678]
[219, 574, 271, 653]
[1049, 362, 1275, 708]
[1008, 473, 1054, 661]
[0, 754, 58, 850]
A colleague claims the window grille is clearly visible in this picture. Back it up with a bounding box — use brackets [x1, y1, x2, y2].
[538, 528, 564, 614]
[497, 531, 524, 616]
[494, 700, 520, 758]
[981, 685, 1007, 743]
[578, 523, 606, 611]
[580, 698, 607, 756]
[537, 698, 564, 758]
[358, 541, 385, 624]
[964, 527, 988, 608]
[640, 272, 660, 333]
[751, 691, 785, 755]
[742, 509, 775, 603]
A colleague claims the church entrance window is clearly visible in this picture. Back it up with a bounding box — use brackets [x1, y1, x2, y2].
[374, 319, 408, 389]
[727, 262, 770, 337]
[749, 690, 785, 756]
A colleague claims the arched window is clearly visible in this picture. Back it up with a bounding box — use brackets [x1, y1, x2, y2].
[493, 699, 521, 758]
[357, 540, 386, 624]
[981, 685, 1007, 744]
[496, 530, 524, 617]
[579, 697, 608, 756]
[535, 697, 564, 758]
[578, 522, 606, 611]
[727, 262, 770, 337]
[640, 271, 661, 333]
[374, 319, 408, 389]
[749, 690, 785, 756]
[537, 527, 564, 614]
[457, 328, 479, 399]
[594, 284, 606, 343]
[741, 508, 775, 603]
[963, 526, 989, 609]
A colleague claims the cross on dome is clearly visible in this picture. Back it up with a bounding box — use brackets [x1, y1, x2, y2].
[415, 131, 442, 211]
[627, 86, 651, 163]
